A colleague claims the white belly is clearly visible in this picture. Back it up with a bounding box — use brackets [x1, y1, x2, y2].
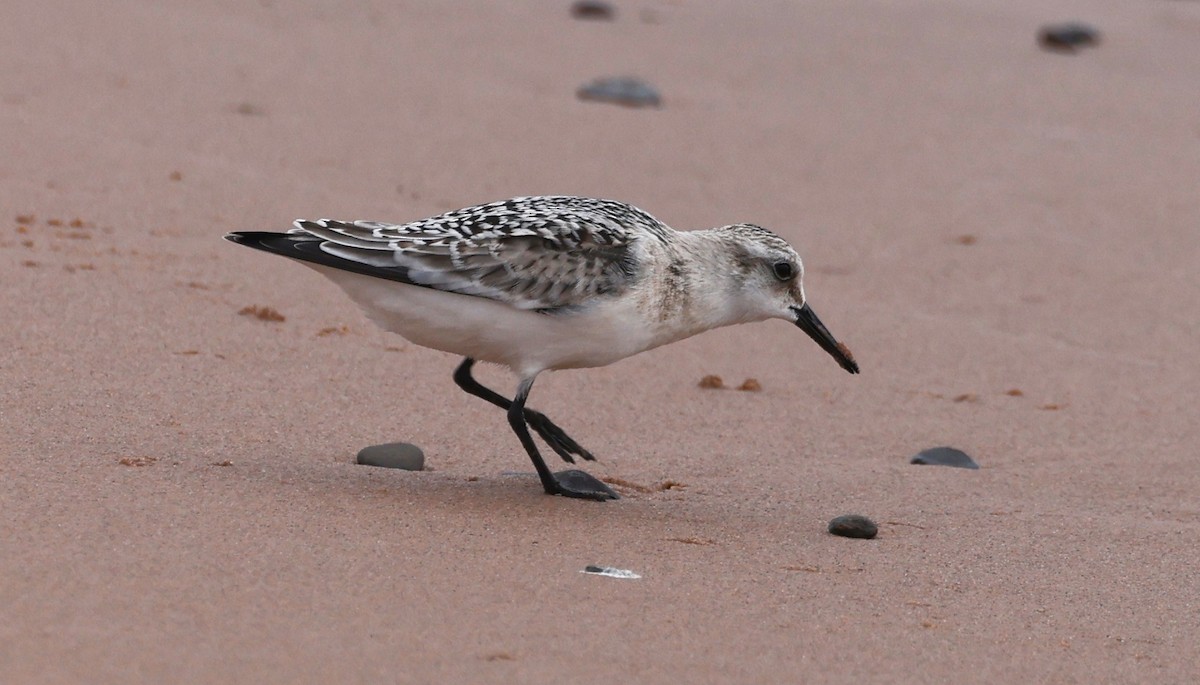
[306, 265, 664, 377]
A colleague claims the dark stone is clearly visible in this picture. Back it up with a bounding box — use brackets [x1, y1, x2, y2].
[356, 442, 425, 471]
[234, 102, 266, 116]
[1038, 23, 1100, 53]
[577, 77, 661, 108]
[910, 446, 979, 470]
[828, 514, 878, 540]
[553, 469, 619, 500]
[571, 1, 615, 20]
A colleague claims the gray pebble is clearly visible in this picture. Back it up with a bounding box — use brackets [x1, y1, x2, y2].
[828, 514, 878, 540]
[356, 442, 425, 471]
[910, 446, 979, 470]
[571, 1, 615, 20]
[1039, 23, 1100, 53]
[577, 77, 661, 108]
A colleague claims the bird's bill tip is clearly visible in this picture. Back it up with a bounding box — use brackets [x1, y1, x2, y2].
[791, 303, 859, 374]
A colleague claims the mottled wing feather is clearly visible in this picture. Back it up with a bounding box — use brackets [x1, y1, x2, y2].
[293, 197, 663, 311]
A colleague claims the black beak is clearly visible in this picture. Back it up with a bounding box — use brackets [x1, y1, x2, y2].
[791, 304, 859, 374]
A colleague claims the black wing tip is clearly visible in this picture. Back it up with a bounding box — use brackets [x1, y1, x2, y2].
[224, 229, 420, 286]
[223, 231, 309, 253]
[224, 230, 287, 243]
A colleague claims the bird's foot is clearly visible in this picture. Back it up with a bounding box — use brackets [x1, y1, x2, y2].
[525, 409, 595, 464]
[545, 469, 619, 501]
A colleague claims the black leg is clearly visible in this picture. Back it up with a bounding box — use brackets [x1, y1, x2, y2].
[507, 375, 618, 501]
[453, 357, 595, 463]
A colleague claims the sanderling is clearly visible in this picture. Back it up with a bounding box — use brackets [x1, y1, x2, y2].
[225, 196, 858, 501]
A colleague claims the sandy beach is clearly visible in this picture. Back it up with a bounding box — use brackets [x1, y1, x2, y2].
[3, 1, 1199, 682]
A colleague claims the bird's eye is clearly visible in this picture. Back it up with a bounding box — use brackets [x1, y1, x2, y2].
[772, 261, 795, 281]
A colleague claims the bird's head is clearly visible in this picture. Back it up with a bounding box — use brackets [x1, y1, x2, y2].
[721, 224, 859, 375]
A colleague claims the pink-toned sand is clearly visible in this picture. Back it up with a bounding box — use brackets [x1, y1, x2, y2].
[3, 1, 1199, 682]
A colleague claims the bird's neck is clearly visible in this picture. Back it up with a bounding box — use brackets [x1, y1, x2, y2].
[635, 229, 761, 343]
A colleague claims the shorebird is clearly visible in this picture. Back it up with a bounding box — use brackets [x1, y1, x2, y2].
[226, 196, 858, 501]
